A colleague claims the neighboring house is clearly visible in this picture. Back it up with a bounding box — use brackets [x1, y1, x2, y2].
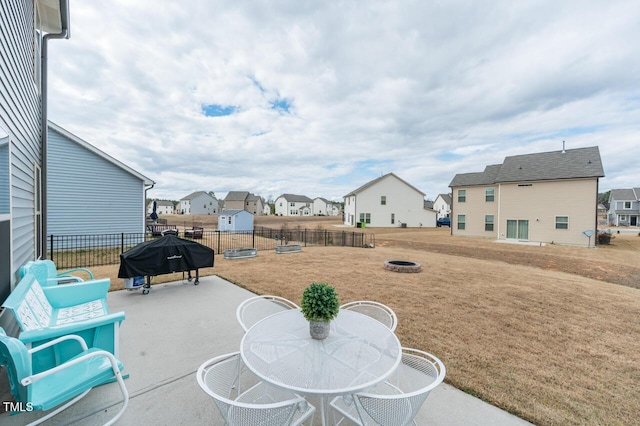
[433, 193, 452, 219]
[343, 173, 437, 228]
[218, 209, 254, 232]
[246, 193, 265, 216]
[597, 203, 608, 226]
[274, 194, 314, 216]
[313, 197, 342, 216]
[1, 1, 70, 310]
[449, 146, 605, 246]
[47, 122, 154, 236]
[225, 191, 265, 215]
[263, 203, 272, 215]
[607, 188, 640, 226]
[147, 200, 175, 215]
[179, 191, 218, 215]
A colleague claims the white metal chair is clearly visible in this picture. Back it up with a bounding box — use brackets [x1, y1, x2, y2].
[330, 347, 445, 426]
[197, 352, 315, 425]
[0, 328, 129, 426]
[236, 295, 300, 332]
[340, 301, 398, 332]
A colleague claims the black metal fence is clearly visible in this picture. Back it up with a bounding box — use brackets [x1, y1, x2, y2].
[48, 226, 375, 269]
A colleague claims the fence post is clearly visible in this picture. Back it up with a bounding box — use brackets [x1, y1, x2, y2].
[121, 233, 124, 254]
[49, 235, 53, 260]
[217, 231, 221, 255]
[352, 232, 355, 247]
[252, 229, 255, 248]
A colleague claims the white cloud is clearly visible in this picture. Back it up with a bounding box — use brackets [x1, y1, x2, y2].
[47, 0, 640, 201]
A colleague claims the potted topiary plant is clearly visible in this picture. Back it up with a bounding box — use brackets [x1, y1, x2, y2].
[300, 282, 340, 340]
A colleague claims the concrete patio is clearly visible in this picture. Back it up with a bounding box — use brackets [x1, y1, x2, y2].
[1, 276, 532, 425]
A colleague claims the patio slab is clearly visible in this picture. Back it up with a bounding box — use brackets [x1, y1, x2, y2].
[0, 275, 532, 425]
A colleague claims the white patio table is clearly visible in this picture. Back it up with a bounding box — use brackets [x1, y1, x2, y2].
[240, 308, 402, 425]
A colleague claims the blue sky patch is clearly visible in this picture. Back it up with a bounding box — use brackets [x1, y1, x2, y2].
[270, 98, 292, 113]
[202, 104, 237, 117]
[436, 152, 464, 161]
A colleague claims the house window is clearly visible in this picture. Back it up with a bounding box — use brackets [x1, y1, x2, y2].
[290, 202, 295, 207]
[227, 216, 232, 225]
[485, 215, 494, 231]
[391, 213, 395, 224]
[458, 190, 466, 203]
[359, 213, 371, 224]
[624, 201, 632, 209]
[555, 216, 569, 230]
[457, 215, 466, 230]
[381, 196, 386, 205]
[485, 188, 494, 202]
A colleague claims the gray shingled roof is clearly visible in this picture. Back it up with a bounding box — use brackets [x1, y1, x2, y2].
[181, 191, 211, 200]
[438, 193, 452, 205]
[449, 147, 604, 187]
[610, 188, 639, 201]
[225, 191, 250, 201]
[344, 173, 425, 197]
[279, 194, 314, 203]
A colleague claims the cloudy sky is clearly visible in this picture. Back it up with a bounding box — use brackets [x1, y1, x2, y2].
[48, 0, 640, 202]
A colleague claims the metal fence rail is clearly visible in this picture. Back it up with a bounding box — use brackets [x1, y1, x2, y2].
[48, 227, 375, 269]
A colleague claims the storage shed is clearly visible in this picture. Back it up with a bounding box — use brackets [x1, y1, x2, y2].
[218, 209, 254, 232]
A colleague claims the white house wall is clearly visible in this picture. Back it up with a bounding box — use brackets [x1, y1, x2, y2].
[347, 175, 436, 227]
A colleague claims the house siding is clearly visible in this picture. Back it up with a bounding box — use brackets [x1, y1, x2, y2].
[453, 179, 598, 245]
[345, 174, 436, 228]
[452, 186, 498, 237]
[47, 127, 146, 235]
[1, 0, 41, 305]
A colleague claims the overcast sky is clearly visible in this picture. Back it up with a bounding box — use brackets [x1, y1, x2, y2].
[48, 0, 640, 202]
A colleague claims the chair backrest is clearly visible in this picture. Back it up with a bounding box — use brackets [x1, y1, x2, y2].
[340, 301, 398, 332]
[19, 260, 93, 286]
[0, 328, 32, 404]
[196, 352, 307, 426]
[236, 295, 300, 332]
[354, 347, 446, 426]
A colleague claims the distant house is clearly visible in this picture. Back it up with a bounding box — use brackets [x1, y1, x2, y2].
[433, 193, 452, 219]
[147, 200, 175, 215]
[224, 191, 264, 215]
[449, 146, 605, 246]
[218, 209, 254, 232]
[47, 122, 154, 236]
[1, 1, 70, 315]
[274, 194, 314, 216]
[343, 173, 437, 228]
[607, 188, 639, 226]
[180, 191, 218, 215]
[313, 197, 342, 216]
[597, 204, 608, 226]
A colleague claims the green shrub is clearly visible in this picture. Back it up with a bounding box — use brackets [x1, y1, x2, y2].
[300, 282, 340, 322]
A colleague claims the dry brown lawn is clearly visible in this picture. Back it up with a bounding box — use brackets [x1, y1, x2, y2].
[92, 215, 640, 425]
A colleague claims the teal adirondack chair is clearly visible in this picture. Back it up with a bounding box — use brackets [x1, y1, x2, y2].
[19, 259, 94, 286]
[0, 328, 129, 425]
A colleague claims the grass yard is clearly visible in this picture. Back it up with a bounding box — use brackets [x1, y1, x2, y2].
[91, 216, 640, 425]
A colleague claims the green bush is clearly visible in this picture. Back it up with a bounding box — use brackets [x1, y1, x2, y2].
[300, 282, 340, 322]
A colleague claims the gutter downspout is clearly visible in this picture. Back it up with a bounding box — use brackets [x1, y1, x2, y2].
[144, 183, 155, 227]
[41, 0, 70, 259]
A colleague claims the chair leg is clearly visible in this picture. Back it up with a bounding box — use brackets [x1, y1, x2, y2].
[27, 389, 92, 426]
